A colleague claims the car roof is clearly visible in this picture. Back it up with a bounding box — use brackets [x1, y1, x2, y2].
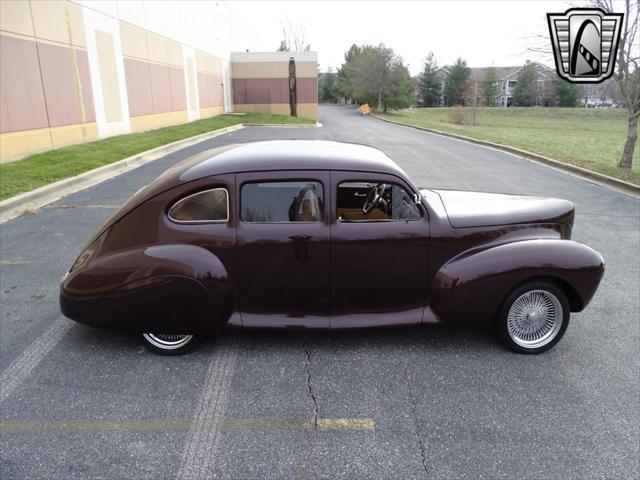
[92, 141, 411, 241]
[179, 140, 406, 181]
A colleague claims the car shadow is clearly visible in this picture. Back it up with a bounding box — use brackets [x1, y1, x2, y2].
[65, 322, 501, 357]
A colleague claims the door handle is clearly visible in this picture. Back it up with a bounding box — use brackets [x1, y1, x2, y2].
[289, 235, 312, 241]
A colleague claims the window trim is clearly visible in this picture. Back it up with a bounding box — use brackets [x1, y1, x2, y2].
[239, 179, 325, 224]
[167, 187, 230, 224]
[336, 180, 423, 223]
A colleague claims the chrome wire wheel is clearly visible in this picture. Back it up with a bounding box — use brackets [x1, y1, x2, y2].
[142, 333, 194, 351]
[506, 290, 563, 349]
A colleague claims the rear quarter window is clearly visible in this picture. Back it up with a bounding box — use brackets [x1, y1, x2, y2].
[168, 188, 229, 223]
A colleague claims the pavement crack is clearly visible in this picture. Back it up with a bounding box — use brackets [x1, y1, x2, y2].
[303, 341, 319, 430]
[405, 366, 429, 477]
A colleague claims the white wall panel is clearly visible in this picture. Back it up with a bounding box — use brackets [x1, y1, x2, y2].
[115, 0, 145, 26]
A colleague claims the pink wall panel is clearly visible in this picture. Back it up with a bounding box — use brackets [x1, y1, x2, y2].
[0, 35, 49, 133]
[197, 72, 211, 108]
[209, 75, 223, 107]
[232, 77, 317, 105]
[38, 42, 84, 127]
[169, 67, 186, 111]
[124, 58, 154, 117]
[149, 63, 172, 114]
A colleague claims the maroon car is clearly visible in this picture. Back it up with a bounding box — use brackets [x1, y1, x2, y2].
[60, 140, 604, 355]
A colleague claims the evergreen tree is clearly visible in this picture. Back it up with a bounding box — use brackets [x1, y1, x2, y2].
[444, 58, 471, 106]
[418, 52, 441, 107]
[482, 67, 500, 106]
[553, 77, 582, 107]
[512, 62, 538, 106]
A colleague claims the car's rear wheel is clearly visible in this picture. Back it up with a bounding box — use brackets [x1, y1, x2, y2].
[497, 281, 570, 354]
[142, 333, 196, 355]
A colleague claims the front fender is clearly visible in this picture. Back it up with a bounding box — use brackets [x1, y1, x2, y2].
[61, 244, 233, 334]
[429, 239, 604, 326]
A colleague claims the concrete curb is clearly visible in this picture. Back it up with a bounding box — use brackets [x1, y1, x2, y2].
[0, 124, 244, 224]
[370, 113, 639, 197]
[243, 122, 322, 128]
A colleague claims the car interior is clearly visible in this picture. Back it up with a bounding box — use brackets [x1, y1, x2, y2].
[337, 182, 421, 221]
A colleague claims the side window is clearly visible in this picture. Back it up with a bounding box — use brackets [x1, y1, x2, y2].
[337, 181, 421, 222]
[168, 188, 229, 223]
[241, 181, 324, 223]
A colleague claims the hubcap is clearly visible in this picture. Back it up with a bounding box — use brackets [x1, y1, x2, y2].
[143, 333, 193, 350]
[507, 290, 563, 349]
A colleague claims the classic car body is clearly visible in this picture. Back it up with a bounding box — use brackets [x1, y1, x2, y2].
[60, 140, 604, 354]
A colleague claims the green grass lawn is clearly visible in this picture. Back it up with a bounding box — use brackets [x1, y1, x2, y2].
[0, 113, 313, 201]
[381, 107, 639, 185]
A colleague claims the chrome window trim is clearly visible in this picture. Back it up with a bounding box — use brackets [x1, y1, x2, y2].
[168, 187, 229, 224]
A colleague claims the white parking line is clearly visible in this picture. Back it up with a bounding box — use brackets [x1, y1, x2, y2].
[177, 338, 238, 480]
[0, 316, 71, 404]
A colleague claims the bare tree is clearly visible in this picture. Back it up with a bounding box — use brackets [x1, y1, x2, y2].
[276, 19, 311, 52]
[592, 0, 639, 169]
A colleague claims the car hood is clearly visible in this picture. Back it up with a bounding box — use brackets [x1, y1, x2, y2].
[428, 189, 574, 228]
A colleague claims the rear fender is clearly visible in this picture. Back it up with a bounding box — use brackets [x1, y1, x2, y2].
[62, 244, 232, 334]
[429, 239, 604, 326]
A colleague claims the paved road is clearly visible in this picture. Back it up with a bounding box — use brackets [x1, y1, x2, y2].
[1, 106, 638, 479]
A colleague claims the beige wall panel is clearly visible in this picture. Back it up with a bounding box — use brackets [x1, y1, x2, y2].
[37, 41, 84, 127]
[119, 22, 148, 60]
[195, 50, 212, 74]
[0, 35, 49, 133]
[195, 50, 223, 75]
[166, 39, 183, 67]
[186, 57, 197, 112]
[146, 31, 168, 65]
[231, 61, 317, 79]
[199, 106, 224, 119]
[153, 111, 187, 129]
[169, 66, 187, 111]
[124, 58, 153, 116]
[149, 63, 172, 114]
[31, 0, 86, 47]
[296, 103, 317, 121]
[130, 114, 156, 133]
[0, 0, 34, 37]
[234, 103, 317, 120]
[50, 122, 98, 148]
[0, 128, 52, 162]
[95, 30, 123, 123]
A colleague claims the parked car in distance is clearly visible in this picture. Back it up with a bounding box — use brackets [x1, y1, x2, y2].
[60, 140, 604, 355]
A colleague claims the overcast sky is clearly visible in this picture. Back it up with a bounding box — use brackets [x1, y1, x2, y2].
[228, 0, 589, 75]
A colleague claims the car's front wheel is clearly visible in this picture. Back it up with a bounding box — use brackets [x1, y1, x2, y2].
[497, 281, 570, 354]
[142, 333, 196, 355]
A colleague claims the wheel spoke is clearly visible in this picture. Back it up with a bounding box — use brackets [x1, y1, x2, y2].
[506, 289, 563, 349]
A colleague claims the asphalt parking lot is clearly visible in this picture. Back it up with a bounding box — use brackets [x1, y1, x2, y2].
[1, 105, 638, 479]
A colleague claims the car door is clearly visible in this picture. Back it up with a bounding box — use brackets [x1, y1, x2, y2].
[236, 171, 331, 329]
[330, 171, 430, 328]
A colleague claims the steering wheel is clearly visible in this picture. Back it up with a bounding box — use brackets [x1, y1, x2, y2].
[362, 183, 387, 214]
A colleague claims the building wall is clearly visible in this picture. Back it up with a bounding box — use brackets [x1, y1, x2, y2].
[231, 52, 318, 121]
[0, 0, 260, 163]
